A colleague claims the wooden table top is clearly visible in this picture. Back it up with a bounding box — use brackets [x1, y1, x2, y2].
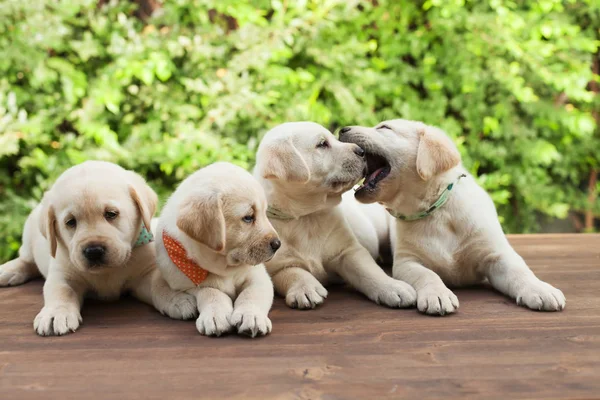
[1, 234, 599, 399]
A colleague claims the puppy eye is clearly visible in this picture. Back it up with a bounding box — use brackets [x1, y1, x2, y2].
[66, 218, 77, 228]
[378, 125, 392, 131]
[316, 139, 329, 149]
[242, 215, 255, 224]
[104, 210, 119, 220]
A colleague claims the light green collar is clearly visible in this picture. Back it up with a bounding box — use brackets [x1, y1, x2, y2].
[388, 174, 467, 221]
[266, 205, 295, 221]
[134, 224, 154, 247]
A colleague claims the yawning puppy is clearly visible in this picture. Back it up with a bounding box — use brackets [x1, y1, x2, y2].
[0, 161, 197, 336]
[155, 163, 279, 337]
[340, 119, 566, 315]
[254, 122, 416, 310]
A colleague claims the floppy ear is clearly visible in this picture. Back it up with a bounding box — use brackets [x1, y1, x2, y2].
[176, 192, 226, 252]
[260, 138, 311, 183]
[127, 171, 158, 231]
[416, 126, 461, 181]
[38, 201, 58, 258]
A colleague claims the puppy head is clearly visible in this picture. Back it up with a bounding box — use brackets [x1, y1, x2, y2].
[39, 161, 157, 272]
[339, 119, 461, 203]
[176, 163, 280, 267]
[255, 122, 366, 195]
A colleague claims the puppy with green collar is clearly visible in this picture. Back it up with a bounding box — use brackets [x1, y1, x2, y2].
[340, 119, 566, 315]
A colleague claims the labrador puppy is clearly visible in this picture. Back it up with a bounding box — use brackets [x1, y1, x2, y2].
[155, 162, 279, 337]
[254, 122, 416, 310]
[339, 119, 566, 315]
[0, 161, 197, 336]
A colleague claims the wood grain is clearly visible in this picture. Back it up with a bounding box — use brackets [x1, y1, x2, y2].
[1, 234, 599, 399]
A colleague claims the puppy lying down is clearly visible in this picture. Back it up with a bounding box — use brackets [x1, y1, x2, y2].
[155, 162, 280, 337]
[0, 161, 196, 336]
[340, 119, 566, 315]
[254, 122, 416, 309]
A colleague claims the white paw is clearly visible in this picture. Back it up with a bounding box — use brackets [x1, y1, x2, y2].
[285, 283, 328, 309]
[517, 282, 566, 311]
[157, 291, 198, 320]
[0, 269, 28, 287]
[34, 306, 82, 336]
[195, 306, 233, 337]
[229, 306, 272, 338]
[368, 278, 417, 308]
[417, 286, 459, 316]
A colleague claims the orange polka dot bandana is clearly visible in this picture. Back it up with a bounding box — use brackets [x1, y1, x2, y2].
[162, 231, 209, 286]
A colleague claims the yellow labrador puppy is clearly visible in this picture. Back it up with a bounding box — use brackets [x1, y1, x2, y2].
[0, 161, 197, 336]
[254, 122, 416, 309]
[339, 119, 566, 315]
[155, 162, 280, 337]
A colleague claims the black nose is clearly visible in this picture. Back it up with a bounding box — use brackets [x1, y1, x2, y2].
[270, 239, 281, 252]
[340, 127, 352, 134]
[83, 245, 106, 263]
[354, 146, 365, 157]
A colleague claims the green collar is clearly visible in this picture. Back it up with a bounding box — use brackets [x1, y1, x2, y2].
[134, 224, 154, 247]
[266, 205, 295, 221]
[388, 174, 467, 221]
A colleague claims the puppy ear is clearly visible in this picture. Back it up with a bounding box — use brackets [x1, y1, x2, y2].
[127, 171, 158, 231]
[261, 138, 311, 183]
[38, 201, 58, 258]
[416, 126, 461, 181]
[176, 192, 226, 252]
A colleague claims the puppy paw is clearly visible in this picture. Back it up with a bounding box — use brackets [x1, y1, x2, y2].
[368, 278, 417, 308]
[196, 307, 233, 337]
[285, 283, 328, 310]
[517, 282, 566, 311]
[417, 286, 459, 316]
[0, 260, 35, 287]
[34, 306, 82, 336]
[229, 306, 272, 338]
[157, 291, 198, 320]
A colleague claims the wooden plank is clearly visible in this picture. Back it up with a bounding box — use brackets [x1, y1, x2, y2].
[0, 234, 599, 399]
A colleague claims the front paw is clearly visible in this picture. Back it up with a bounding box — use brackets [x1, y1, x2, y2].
[417, 286, 459, 316]
[368, 278, 417, 308]
[196, 306, 233, 337]
[34, 306, 82, 336]
[517, 282, 566, 311]
[229, 306, 272, 338]
[157, 291, 198, 320]
[285, 283, 328, 310]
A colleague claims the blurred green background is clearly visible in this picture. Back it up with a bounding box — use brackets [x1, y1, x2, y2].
[1, 0, 599, 262]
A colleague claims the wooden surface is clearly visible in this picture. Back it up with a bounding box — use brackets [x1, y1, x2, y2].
[1, 234, 599, 400]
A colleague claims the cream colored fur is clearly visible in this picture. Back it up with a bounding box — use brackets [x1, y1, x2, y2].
[0, 161, 197, 336]
[340, 119, 566, 315]
[254, 122, 416, 309]
[155, 162, 278, 337]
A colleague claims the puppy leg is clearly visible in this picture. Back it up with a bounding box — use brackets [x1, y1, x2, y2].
[195, 287, 234, 336]
[230, 266, 274, 337]
[394, 259, 459, 315]
[0, 258, 40, 287]
[132, 269, 197, 320]
[333, 246, 416, 308]
[272, 267, 328, 310]
[486, 251, 565, 311]
[34, 269, 84, 336]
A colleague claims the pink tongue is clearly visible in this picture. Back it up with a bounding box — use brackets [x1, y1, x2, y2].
[359, 167, 384, 189]
[367, 167, 384, 183]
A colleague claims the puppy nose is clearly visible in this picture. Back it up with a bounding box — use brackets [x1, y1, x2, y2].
[83, 245, 106, 263]
[339, 126, 353, 142]
[270, 239, 281, 252]
[340, 127, 352, 134]
[353, 146, 365, 157]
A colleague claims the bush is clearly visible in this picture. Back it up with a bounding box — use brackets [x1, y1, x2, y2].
[1, 0, 598, 262]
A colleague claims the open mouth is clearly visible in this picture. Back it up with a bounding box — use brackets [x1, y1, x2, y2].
[355, 151, 391, 193]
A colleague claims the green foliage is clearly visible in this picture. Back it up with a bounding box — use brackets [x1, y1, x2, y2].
[1, 0, 599, 262]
